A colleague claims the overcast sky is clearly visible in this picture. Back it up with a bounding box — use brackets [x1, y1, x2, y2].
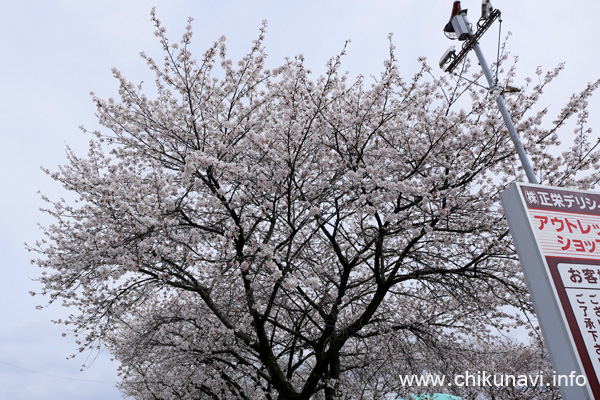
[1, 1, 599, 399]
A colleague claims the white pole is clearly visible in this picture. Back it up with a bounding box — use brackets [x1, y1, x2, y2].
[461, 13, 539, 184]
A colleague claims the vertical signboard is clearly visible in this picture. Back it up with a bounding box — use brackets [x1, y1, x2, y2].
[501, 183, 600, 400]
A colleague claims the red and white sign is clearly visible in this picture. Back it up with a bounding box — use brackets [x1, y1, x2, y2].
[503, 183, 600, 399]
[524, 186, 600, 259]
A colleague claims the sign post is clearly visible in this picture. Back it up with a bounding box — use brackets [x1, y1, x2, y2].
[501, 183, 600, 399]
[440, 3, 598, 397]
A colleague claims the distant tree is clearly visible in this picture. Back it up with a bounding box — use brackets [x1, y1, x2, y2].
[31, 10, 600, 400]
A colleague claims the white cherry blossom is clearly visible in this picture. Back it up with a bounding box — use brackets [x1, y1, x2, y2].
[29, 13, 600, 400]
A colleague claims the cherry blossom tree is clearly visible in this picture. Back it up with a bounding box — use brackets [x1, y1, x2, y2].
[31, 10, 600, 400]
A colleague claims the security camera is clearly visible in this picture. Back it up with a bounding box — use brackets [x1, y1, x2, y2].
[439, 46, 456, 70]
[481, 0, 493, 20]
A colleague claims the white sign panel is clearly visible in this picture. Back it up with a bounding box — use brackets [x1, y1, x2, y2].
[558, 263, 600, 383]
[501, 183, 600, 400]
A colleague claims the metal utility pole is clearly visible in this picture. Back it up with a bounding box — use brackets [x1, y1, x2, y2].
[440, 1, 538, 184]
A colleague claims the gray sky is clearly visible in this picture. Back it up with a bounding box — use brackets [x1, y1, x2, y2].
[1, 1, 599, 399]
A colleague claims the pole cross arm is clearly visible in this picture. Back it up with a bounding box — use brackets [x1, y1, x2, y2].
[444, 9, 501, 74]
